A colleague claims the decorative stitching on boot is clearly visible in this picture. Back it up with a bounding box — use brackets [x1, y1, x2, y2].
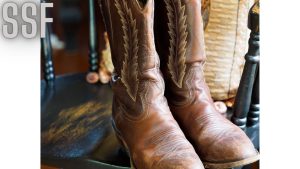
[117, 98, 148, 122]
[170, 65, 205, 107]
[115, 0, 139, 101]
[138, 81, 151, 120]
[145, 126, 199, 167]
[115, 81, 150, 122]
[165, 0, 188, 88]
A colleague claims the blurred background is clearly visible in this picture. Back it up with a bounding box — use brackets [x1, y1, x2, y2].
[43, 0, 106, 76]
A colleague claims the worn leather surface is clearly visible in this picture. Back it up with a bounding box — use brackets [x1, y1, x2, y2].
[99, 0, 204, 168]
[155, 0, 258, 165]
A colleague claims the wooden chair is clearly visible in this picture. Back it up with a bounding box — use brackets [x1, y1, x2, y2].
[41, 1, 259, 169]
[41, 0, 129, 168]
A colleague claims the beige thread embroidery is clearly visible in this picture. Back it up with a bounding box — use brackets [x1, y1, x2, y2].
[116, 82, 150, 122]
[145, 127, 198, 166]
[165, 0, 188, 88]
[115, 0, 139, 101]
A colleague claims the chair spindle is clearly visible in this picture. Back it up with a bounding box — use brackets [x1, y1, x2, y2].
[247, 65, 260, 127]
[88, 0, 99, 72]
[231, 1, 260, 130]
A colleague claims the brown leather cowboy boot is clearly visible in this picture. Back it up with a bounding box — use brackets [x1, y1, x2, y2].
[154, 0, 259, 168]
[99, 0, 204, 168]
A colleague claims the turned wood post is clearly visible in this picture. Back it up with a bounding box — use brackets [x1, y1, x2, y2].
[247, 64, 260, 127]
[88, 0, 99, 72]
[41, 0, 55, 85]
[231, 1, 260, 130]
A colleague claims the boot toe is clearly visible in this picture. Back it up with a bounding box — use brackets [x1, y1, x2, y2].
[200, 126, 259, 168]
[148, 143, 205, 169]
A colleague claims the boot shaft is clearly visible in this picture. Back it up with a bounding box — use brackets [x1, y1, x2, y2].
[99, 2, 206, 168]
[100, 0, 158, 76]
[154, 0, 211, 105]
[100, 0, 165, 108]
[155, 0, 206, 86]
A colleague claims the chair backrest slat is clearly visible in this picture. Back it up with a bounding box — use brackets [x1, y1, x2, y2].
[88, 0, 99, 72]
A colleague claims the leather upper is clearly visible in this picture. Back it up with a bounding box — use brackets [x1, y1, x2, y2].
[154, 0, 258, 164]
[99, 0, 204, 168]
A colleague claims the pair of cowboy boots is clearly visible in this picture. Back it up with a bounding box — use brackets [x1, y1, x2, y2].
[99, 0, 259, 168]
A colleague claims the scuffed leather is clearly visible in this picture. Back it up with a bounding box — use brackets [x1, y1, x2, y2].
[99, 0, 204, 168]
[155, 0, 258, 164]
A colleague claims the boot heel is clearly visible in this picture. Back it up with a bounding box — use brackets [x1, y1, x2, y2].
[111, 120, 136, 169]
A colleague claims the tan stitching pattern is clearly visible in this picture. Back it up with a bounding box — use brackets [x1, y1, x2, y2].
[115, 0, 139, 101]
[138, 81, 151, 120]
[195, 112, 242, 145]
[165, 0, 188, 88]
[170, 66, 205, 107]
[116, 81, 150, 122]
[145, 127, 198, 167]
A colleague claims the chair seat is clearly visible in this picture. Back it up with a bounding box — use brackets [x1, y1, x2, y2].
[41, 73, 125, 161]
[42, 158, 130, 169]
